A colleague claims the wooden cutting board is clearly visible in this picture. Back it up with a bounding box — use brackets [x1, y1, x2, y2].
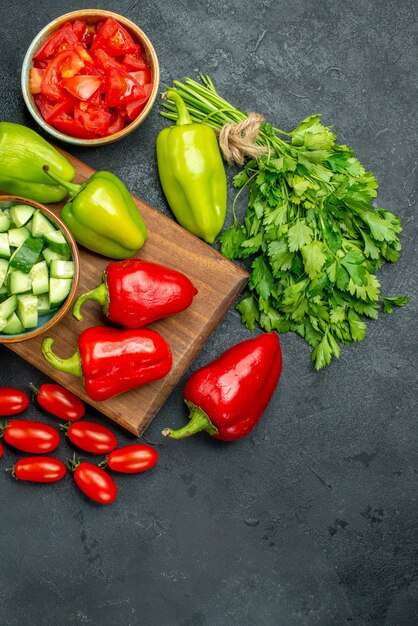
[5, 149, 248, 436]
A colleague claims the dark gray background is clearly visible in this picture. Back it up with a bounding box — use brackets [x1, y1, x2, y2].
[0, 1, 416, 624]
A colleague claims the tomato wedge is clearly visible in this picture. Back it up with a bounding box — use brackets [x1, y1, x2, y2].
[61, 75, 103, 101]
[105, 67, 145, 107]
[122, 47, 148, 71]
[90, 16, 137, 57]
[41, 50, 85, 101]
[53, 113, 99, 139]
[34, 22, 78, 60]
[129, 69, 152, 87]
[34, 93, 74, 124]
[75, 106, 112, 135]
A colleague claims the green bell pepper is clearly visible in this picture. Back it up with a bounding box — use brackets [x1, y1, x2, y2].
[0, 122, 75, 203]
[156, 90, 227, 244]
[43, 166, 147, 259]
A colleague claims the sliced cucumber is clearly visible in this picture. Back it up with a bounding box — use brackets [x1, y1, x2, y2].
[0, 285, 8, 303]
[0, 294, 17, 318]
[0, 233, 10, 259]
[0, 316, 8, 331]
[0, 213, 11, 233]
[43, 230, 70, 256]
[31, 210, 57, 238]
[8, 226, 30, 249]
[8, 270, 32, 295]
[2, 312, 24, 334]
[42, 247, 71, 266]
[10, 204, 35, 228]
[17, 294, 38, 329]
[50, 260, 74, 279]
[49, 277, 72, 305]
[9, 237, 43, 273]
[0, 258, 8, 289]
[29, 261, 49, 295]
[37, 294, 58, 316]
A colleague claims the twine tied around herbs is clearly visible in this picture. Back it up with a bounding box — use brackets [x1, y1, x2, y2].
[218, 113, 268, 165]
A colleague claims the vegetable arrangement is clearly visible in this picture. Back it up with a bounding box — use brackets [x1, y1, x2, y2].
[0, 202, 74, 335]
[0, 383, 159, 504]
[161, 76, 408, 369]
[30, 17, 153, 139]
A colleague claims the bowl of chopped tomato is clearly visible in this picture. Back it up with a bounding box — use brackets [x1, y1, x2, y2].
[21, 10, 159, 146]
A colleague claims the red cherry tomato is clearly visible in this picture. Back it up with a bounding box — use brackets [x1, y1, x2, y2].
[0, 388, 29, 416]
[74, 462, 117, 505]
[106, 444, 158, 474]
[2, 420, 60, 454]
[66, 421, 117, 454]
[31, 383, 85, 421]
[0, 442, 3, 459]
[13, 457, 66, 483]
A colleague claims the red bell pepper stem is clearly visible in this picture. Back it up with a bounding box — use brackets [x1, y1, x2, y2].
[72, 282, 108, 321]
[162, 401, 219, 439]
[41, 337, 83, 377]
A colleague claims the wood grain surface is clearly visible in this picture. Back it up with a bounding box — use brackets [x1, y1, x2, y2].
[5, 149, 248, 435]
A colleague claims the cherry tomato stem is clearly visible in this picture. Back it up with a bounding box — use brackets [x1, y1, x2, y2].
[0, 388, 29, 416]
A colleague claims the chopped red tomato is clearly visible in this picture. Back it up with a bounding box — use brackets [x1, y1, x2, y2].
[34, 23, 78, 60]
[31, 16, 153, 138]
[29, 68, 44, 94]
[61, 75, 103, 101]
[129, 69, 152, 86]
[90, 16, 137, 57]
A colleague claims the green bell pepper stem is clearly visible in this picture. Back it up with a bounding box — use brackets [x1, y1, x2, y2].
[162, 401, 219, 439]
[42, 165, 83, 197]
[41, 337, 83, 378]
[72, 283, 107, 321]
[166, 90, 192, 126]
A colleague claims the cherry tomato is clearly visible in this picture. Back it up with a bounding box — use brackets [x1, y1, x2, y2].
[13, 457, 66, 483]
[0, 442, 3, 459]
[66, 421, 117, 454]
[74, 462, 118, 505]
[2, 420, 60, 454]
[106, 444, 158, 474]
[0, 388, 29, 416]
[31, 383, 85, 421]
[90, 16, 137, 57]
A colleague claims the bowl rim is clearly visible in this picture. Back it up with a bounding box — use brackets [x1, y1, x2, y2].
[0, 195, 80, 344]
[21, 9, 160, 147]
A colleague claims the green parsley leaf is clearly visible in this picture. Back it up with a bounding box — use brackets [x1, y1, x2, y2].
[287, 220, 313, 252]
[249, 256, 274, 300]
[381, 295, 409, 314]
[220, 225, 247, 259]
[301, 241, 326, 280]
[236, 294, 259, 331]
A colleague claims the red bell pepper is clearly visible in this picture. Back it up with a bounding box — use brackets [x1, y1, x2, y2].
[72, 258, 198, 328]
[41, 326, 172, 401]
[162, 332, 282, 441]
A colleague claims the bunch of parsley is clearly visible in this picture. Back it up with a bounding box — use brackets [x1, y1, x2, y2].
[162, 76, 408, 369]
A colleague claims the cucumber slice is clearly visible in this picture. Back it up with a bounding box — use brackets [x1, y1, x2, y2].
[0, 285, 8, 303]
[0, 294, 17, 318]
[8, 270, 32, 295]
[10, 204, 35, 228]
[0, 258, 8, 289]
[31, 210, 57, 238]
[17, 294, 38, 329]
[50, 260, 74, 279]
[0, 233, 10, 259]
[43, 230, 70, 256]
[49, 277, 72, 305]
[8, 226, 30, 248]
[29, 261, 49, 295]
[37, 294, 58, 316]
[42, 247, 70, 266]
[9, 237, 43, 273]
[0, 316, 8, 331]
[2, 312, 24, 335]
[0, 213, 11, 233]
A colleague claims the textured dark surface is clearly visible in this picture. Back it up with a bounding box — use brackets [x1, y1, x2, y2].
[0, 1, 417, 625]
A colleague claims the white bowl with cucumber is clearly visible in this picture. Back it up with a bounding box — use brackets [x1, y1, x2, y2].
[0, 196, 79, 343]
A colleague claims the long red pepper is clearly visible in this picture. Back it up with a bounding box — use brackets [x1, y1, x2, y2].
[72, 258, 198, 327]
[163, 332, 282, 441]
[41, 326, 172, 401]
